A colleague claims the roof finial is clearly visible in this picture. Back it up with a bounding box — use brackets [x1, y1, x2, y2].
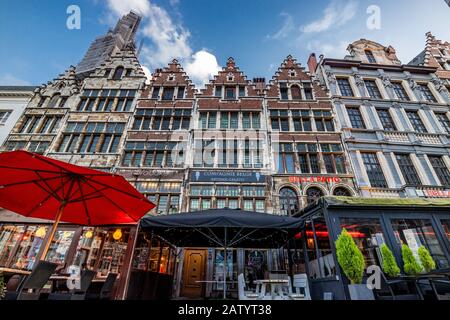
[226, 57, 235, 69]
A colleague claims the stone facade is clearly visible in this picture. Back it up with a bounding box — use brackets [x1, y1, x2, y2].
[313, 39, 450, 199]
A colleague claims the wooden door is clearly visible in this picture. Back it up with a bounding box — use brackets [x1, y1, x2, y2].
[181, 249, 207, 298]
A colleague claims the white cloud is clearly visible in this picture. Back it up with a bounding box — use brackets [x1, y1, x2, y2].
[185, 50, 221, 89]
[266, 12, 295, 40]
[307, 40, 349, 58]
[300, 0, 358, 33]
[0, 74, 31, 86]
[105, 0, 220, 88]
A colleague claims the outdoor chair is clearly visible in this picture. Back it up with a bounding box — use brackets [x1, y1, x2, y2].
[429, 278, 450, 300]
[16, 261, 58, 300]
[292, 274, 311, 300]
[373, 272, 423, 300]
[86, 273, 117, 300]
[286, 276, 305, 300]
[47, 270, 96, 300]
[237, 273, 259, 300]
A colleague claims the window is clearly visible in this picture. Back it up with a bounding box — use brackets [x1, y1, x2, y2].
[225, 87, 236, 100]
[292, 110, 311, 132]
[134, 108, 191, 131]
[242, 112, 260, 129]
[365, 50, 377, 63]
[239, 86, 246, 98]
[123, 141, 185, 168]
[347, 107, 365, 129]
[395, 154, 421, 186]
[280, 83, 288, 100]
[361, 153, 388, 188]
[364, 80, 382, 99]
[47, 94, 61, 108]
[152, 87, 160, 99]
[220, 112, 238, 129]
[215, 86, 222, 98]
[442, 220, 450, 243]
[279, 188, 299, 216]
[376, 109, 396, 131]
[270, 110, 290, 131]
[392, 82, 410, 101]
[313, 110, 334, 132]
[19, 115, 42, 134]
[391, 219, 449, 269]
[136, 181, 181, 215]
[340, 218, 385, 267]
[58, 122, 124, 154]
[193, 139, 215, 167]
[0, 110, 12, 124]
[417, 84, 437, 103]
[45, 229, 76, 265]
[177, 86, 185, 99]
[291, 85, 302, 100]
[337, 78, 354, 97]
[277, 143, 295, 173]
[306, 188, 323, 206]
[243, 139, 262, 168]
[112, 67, 124, 80]
[435, 112, 450, 133]
[333, 187, 352, 196]
[303, 82, 313, 100]
[199, 112, 216, 129]
[162, 87, 174, 101]
[28, 141, 50, 154]
[305, 218, 335, 279]
[428, 155, 450, 186]
[297, 143, 320, 174]
[321, 144, 346, 174]
[406, 111, 427, 133]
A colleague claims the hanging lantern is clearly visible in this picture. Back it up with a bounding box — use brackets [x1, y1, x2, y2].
[113, 228, 123, 241]
[35, 226, 47, 238]
[85, 229, 93, 239]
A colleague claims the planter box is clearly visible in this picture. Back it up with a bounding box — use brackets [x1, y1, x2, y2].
[348, 284, 374, 300]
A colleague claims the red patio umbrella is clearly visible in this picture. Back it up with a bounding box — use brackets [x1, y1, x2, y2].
[0, 150, 155, 259]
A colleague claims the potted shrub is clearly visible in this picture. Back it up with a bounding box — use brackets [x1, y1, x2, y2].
[0, 272, 5, 300]
[380, 243, 400, 278]
[401, 244, 423, 275]
[418, 246, 436, 273]
[335, 229, 374, 300]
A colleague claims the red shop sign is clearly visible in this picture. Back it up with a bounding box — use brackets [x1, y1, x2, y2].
[424, 190, 450, 198]
[289, 176, 342, 183]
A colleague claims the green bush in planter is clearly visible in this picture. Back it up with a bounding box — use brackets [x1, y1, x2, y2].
[418, 246, 436, 273]
[380, 243, 400, 278]
[335, 228, 365, 284]
[402, 244, 423, 275]
[0, 272, 5, 300]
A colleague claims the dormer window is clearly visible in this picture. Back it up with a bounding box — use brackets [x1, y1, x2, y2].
[238, 86, 246, 97]
[215, 86, 222, 98]
[48, 94, 61, 108]
[289, 69, 296, 77]
[227, 73, 234, 82]
[290, 85, 302, 100]
[168, 74, 175, 81]
[365, 50, 376, 64]
[112, 66, 124, 80]
[303, 82, 313, 100]
[280, 83, 288, 100]
[177, 86, 185, 99]
[152, 87, 160, 99]
[225, 87, 235, 100]
[162, 87, 174, 101]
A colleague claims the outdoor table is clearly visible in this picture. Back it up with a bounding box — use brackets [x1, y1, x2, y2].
[254, 279, 289, 300]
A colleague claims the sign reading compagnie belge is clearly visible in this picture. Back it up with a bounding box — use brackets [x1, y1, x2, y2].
[191, 170, 266, 183]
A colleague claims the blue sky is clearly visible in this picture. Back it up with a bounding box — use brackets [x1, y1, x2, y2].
[0, 0, 449, 88]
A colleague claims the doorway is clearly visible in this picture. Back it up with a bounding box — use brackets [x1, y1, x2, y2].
[181, 249, 207, 298]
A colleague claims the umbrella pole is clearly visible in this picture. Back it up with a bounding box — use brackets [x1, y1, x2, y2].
[40, 202, 66, 261]
[223, 227, 227, 300]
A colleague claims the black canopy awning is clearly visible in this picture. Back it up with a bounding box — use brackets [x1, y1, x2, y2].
[140, 209, 304, 248]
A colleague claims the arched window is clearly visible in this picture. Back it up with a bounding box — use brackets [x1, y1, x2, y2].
[290, 85, 302, 100]
[47, 94, 61, 108]
[333, 187, 352, 197]
[279, 187, 300, 216]
[112, 66, 124, 80]
[306, 187, 324, 206]
[365, 50, 376, 64]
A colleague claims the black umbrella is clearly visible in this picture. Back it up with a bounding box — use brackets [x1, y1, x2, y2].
[140, 209, 303, 298]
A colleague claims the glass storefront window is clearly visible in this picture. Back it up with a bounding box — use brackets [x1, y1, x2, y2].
[255, 200, 265, 213]
[45, 229, 76, 265]
[244, 250, 267, 289]
[441, 220, 450, 243]
[12, 226, 47, 270]
[213, 249, 237, 293]
[97, 228, 130, 277]
[72, 227, 96, 269]
[305, 218, 336, 279]
[0, 225, 25, 267]
[391, 219, 449, 269]
[340, 218, 385, 267]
